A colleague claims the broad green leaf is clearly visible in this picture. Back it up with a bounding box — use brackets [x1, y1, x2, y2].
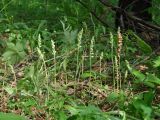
[0, 112, 26, 120]
[66, 105, 109, 120]
[55, 111, 67, 120]
[131, 32, 152, 54]
[2, 51, 15, 60]
[66, 106, 79, 115]
[107, 92, 119, 103]
[16, 42, 24, 51]
[2, 41, 26, 64]
[132, 99, 152, 118]
[4, 86, 16, 95]
[153, 56, 160, 67]
[143, 91, 155, 106]
[126, 60, 145, 82]
[141, 105, 152, 120]
[22, 99, 37, 107]
[81, 71, 96, 79]
[143, 81, 155, 88]
[132, 70, 145, 82]
[7, 42, 16, 49]
[26, 66, 35, 78]
[146, 73, 160, 85]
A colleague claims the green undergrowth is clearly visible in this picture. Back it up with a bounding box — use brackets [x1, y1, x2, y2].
[0, 21, 160, 120]
[0, 0, 160, 120]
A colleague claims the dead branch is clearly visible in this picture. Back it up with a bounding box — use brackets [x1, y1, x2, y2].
[98, 0, 160, 31]
[76, 0, 160, 32]
[75, 0, 109, 27]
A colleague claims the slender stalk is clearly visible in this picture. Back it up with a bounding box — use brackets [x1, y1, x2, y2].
[110, 32, 115, 91]
[89, 37, 94, 83]
[51, 40, 57, 84]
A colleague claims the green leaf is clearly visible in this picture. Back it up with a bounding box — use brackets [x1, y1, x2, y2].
[132, 70, 145, 82]
[126, 61, 145, 82]
[55, 111, 67, 120]
[107, 92, 119, 103]
[131, 32, 152, 54]
[2, 41, 26, 64]
[146, 73, 160, 85]
[0, 112, 26, 120]
[81, 71, 96, 79]
[23, 99, 37, 107]
[63, 29, 77, 45]
[66, 106, 79, 115]
[16, 42, 24, 52]
[143, 81, 155, 88]
[66, 105, 108, 120]
[4, 86, 16, 95]
[143, 91, 154, 106]
[7, 42, 16, 49]
[3, 51, 15, 60]
[132, 99, 152, 119]
[153, 56, 160, 67]
[141, 105, 152, 120]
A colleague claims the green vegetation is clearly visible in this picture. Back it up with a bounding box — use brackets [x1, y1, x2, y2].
[0, 0, 160, 120]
